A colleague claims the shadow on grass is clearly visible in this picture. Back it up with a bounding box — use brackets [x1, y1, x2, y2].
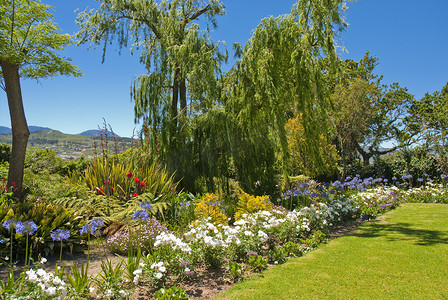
[349, 220, 448, 246]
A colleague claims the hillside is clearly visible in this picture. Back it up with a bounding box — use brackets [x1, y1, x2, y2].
[0, 129, 133, 160]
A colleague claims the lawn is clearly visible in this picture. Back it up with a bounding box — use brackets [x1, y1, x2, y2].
[217, 203, 448, 299]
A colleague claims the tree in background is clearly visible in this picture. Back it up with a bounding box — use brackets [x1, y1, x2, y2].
[226, 0, 348, 190]
[330, 53, 417, 178]
[0, 0, 81, 198]
[410, 82, 448, 173]
[76, 0, 227, 188]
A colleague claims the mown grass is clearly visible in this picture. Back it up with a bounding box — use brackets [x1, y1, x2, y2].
[217, 204, 448, 299]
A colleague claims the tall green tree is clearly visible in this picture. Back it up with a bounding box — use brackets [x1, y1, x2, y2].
[0, 0, 81, 198]
[330, 53, 418, 178]
[76, 0, 227, 186]
[410, 82, 448, 173]
[226, 0, 348, 187]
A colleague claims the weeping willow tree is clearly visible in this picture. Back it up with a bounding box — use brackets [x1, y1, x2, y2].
[226, 0, 348, 190]
[76, 0, 227, 188]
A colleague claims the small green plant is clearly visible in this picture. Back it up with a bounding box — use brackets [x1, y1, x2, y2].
[65, 262, 92, 298]
[301, 230, 327, 251]
[227, 260, 246, 282]
[247, 252, 268, 273]
[269, 247, 288, 264]
[154, 285, 189, 300]
[283, 241, 303, 257]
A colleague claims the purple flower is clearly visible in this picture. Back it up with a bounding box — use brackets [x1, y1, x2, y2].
[80, 218, 103, 235]
[139, 201, 153, 210]
[0, 236, 4, 243]
[21, 221, 38, 235]
[133, 210, 149, 221]
[418, 178, 424, 182]
[2, 219, 19, 231]
[51, 229, 70, 241]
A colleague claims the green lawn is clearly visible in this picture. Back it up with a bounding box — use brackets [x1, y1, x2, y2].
[217, 204, 448, 299]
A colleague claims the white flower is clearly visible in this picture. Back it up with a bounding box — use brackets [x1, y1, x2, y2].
[155, 272, 163, 279]
[104, 289, 113, 297]
[40, 257, 47, 264]
[119, 290, 128, 297]
[244, 230, 254, 237]
[159, 266, 166, 273]
[45, 286, 57, 296]
[133, 269, 142, 275]
[89, 287, 95, 293]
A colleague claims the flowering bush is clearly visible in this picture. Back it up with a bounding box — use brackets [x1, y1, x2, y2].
[234, 189, 273, 220]
[193, 193, 228, 225]
[106, 218, 169, 254]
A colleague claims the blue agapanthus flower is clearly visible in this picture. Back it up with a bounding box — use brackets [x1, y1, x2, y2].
[139, 201, 153, 210]
[21, 221, 38, 235]
[51, 229, 70, 241]
[2, 219, 20, 231]
[80, 218, 104, 235]
[133, 210, 149, 221]
[0, 236, 4, 243]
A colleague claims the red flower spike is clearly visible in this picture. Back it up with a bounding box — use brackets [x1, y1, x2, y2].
[132, 193, 139, 197]
[134, 178, 140, 183]
[126, 171, 133, 179]
[139, 182, 146, 188]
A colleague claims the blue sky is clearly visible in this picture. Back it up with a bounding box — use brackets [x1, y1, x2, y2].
[1, 0, 447, 137]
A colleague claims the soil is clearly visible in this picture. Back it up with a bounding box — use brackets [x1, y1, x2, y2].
[0, 220, 361, 299]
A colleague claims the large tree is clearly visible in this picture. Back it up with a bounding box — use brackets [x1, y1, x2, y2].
[0, 0, 81, 198]
[330, 53, 417, 177]
[410, 82, 448, 173]
[76, 0, 226, 184]
[225, 0, 348, 187]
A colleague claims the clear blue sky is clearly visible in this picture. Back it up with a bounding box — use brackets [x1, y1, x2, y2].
[1, 0, 447, 137]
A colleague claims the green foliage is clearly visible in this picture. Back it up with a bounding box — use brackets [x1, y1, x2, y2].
[227, 0, 346, 184]
[0, 0, 81, 79]
[247, 252, 267, 273]
[25, 148, 63, 174]
[154, 285, 188, 300]
[0, 143, 10, 163]
[286, 114, 340, 178]
[65, 262, 93, 298]
[94, 259, 128, 299]
[0, 199, 84, 258]
[227, 260, 246, 282]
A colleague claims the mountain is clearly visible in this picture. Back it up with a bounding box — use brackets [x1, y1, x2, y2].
[79, 129, 120, 138]
[0, 126, 12, 135]
[0, 126, 52, 135]
[29, 126, 52, 132]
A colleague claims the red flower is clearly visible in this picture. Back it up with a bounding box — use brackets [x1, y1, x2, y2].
[97, 188, 105, 195]
[134, 178, 140, 183]
[132, 193, 139, 197]
[139, 182, 146, 188]
[110, 186, 114, 191]
[1, 178, 6, 183]
[126, 171, 133, 179]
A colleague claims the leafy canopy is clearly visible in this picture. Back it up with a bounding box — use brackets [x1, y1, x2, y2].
[0, 0, 81, 81]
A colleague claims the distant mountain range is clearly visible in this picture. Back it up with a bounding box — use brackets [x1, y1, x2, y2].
[0, 126, 120, 137]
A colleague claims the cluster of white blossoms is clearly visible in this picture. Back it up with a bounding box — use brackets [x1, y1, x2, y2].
[132, 262, 146, 284]
[150, 261, 167, 280]
[153, 232, 192, 254]
[25, 268, 67, 298]
[351, 186, 401, 205]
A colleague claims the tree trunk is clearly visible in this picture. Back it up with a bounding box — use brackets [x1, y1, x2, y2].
[0, 60, 30, 200]
[171, 67, 180, 130]
[180, 77, 187, 116]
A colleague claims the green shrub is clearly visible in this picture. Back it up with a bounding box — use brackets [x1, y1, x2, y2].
[0, 198, 84, 259]
[0, 143, 11, 163]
